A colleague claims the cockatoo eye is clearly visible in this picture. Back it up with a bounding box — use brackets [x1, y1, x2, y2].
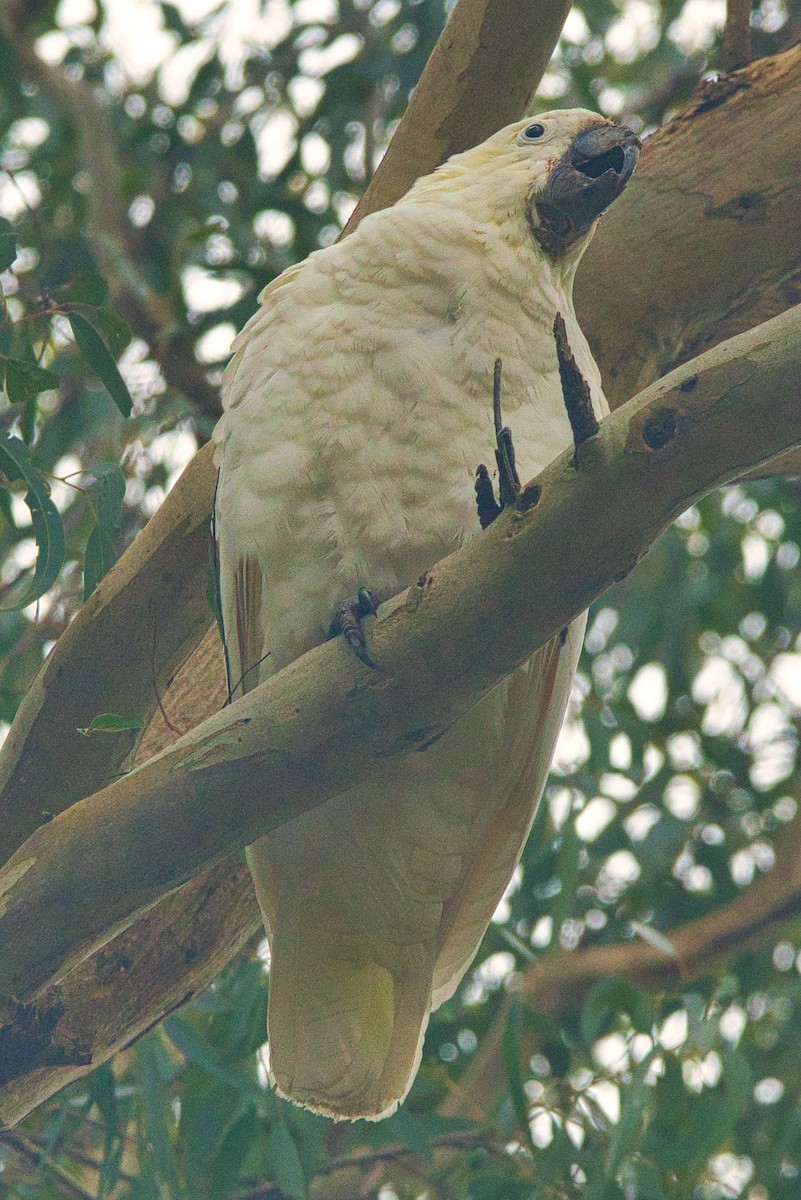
[522, 123, 546, 140]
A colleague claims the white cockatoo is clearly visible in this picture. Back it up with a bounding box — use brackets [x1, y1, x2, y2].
[212, 108, 639, 1121]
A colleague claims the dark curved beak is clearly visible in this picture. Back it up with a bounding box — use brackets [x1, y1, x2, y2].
[532, 123, 641, 254]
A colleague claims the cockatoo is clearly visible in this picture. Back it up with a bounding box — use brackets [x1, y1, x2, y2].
[212, 108, 639, 1121]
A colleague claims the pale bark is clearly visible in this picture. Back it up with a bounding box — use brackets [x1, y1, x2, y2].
[577, 44, 801, 419]
[1, 303, 800, 1011]
[341, 0, 573, 232]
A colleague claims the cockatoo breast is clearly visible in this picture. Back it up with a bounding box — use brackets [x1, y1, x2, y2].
[215, 195, 605, 669]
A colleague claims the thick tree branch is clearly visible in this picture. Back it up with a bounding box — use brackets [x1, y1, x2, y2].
[0, 440, 218, 865]
[342, 0, 572, 232]
[1, 303, 799, 1011]
[576, 43, 801, 427]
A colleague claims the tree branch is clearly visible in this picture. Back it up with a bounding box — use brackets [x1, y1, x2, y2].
[576, 42, 801, 430]
[722, 0, 753, 72]
[342, 0, 572, 232]
[1, 303, 799, 1011]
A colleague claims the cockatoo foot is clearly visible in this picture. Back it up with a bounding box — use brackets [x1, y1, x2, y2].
[328, 587, 381, 670]
[474, 358, 521, 529]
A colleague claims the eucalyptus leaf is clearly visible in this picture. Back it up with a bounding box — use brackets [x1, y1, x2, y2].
[0, 432, 65, 610]
[83, 522, 117, 599]
[267, 1119, 307, 1200]
[4, 357, 59, 405]
[85, 462, 126, 528]
[0, 217, 16, 272]
[77, 712, 141, 736]
[68, 312, 133, 417]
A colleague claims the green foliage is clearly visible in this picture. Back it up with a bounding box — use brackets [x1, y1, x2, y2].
[1, 0, 801, 1198]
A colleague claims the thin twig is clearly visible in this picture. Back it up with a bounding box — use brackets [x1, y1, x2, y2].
[232, 1131, 501, 1200]
[150, 601, 185, 737]
[553, 312, 599, 454]
[0, 1131, 98, 1200]
[722, 0, 752, 72]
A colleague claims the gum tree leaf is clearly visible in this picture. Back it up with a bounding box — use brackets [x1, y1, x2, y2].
[0, 432, 65, 610]
[4, 357, 59, 405]
[83, 523, 117, 599]
[68, 312, 133, 417]
[77, 713, 141, 736]
[85, 462, 126, 528]
[0, 217, 16, 271]
[91, 307, 133, 356]
[267, 1119, 307, 1200]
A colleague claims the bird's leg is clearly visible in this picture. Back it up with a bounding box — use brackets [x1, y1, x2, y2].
[474, 463, 502, 529]
[328, 587, 381, 670]
[493, 357, 521, 506]
[553, 312, 599, 454]
[474, 358, 521, 528]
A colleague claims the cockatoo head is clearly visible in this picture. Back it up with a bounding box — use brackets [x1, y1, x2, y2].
[514, 109, 640, 255]
[413, 108, 640, 261]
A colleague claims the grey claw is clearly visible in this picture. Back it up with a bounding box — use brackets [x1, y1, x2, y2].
[329, 588, 382, 670]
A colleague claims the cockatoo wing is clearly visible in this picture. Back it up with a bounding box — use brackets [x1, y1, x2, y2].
[430, 621, 584, 1010]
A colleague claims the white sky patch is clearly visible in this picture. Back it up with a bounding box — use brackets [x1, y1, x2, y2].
[692, 656, 747, 736]
[182, 265, 246, 313]
[491, 864, 522, 924]
[160, 38, 215, 106]
[719, 1004, 747, 1044]
[562, 6, 590, 42]
[148, 428, 199, 492]
[575, 797, 616, 842]
[0, 172, 42, 220]
[195, 322, 236, 363]
[625, 803, 660, 842]
[664, 774, 700, 820]
[553, 716, 591, 773]
[587, 1079, 621, 1124]
[597, 849, 640, 900]
[592, 1032, 629, 1073]
[628, 662, 668, 722]
[659, 1008, 688, 1050]
[669, 0, 726, 53]
[255, 110, 298, 179]
[770, 654, 801, 710]
[531, 915, 553, 949]
[609, 732, 632, 770]
[600, 771, 637, 801]
[301, 132, 332, 175]
[287, 75, 326, 117]
[706, 1154, 754, 1196]
[754, 1077, 784, 1105]
[537, 70, 569, 100]
[101, 0, 176, 80]
[606, 0, 660, 63]
[742, 532, 770, 581]
[299, 32, 362, 77]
